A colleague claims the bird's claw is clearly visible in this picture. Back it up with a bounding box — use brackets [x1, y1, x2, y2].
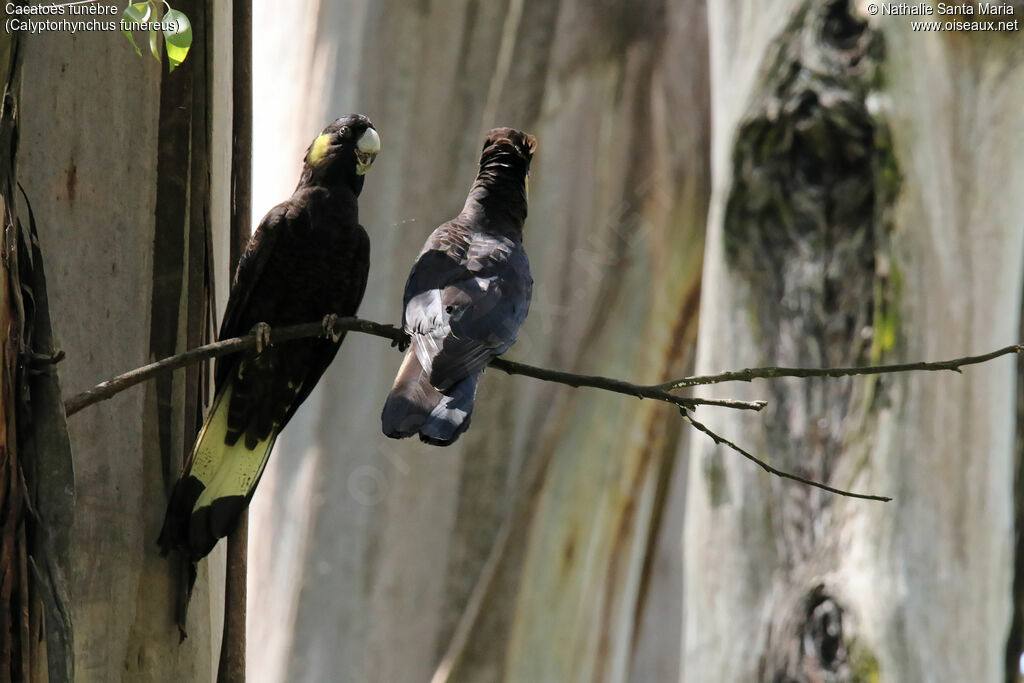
[391, 331, 411, 352]
[322, 314, 342, 343]
[252, 322, 272, 354]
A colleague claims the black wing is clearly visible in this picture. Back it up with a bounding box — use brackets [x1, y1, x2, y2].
[402, 226, 531, 391]
[216, 192, 370, 446]
[214, 203, 288, 389]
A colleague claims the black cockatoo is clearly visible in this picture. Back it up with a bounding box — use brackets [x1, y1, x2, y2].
[381, 127, 535, 445]
[159, 114, 380, 560]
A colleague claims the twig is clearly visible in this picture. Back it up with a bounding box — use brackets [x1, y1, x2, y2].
[63, 318, 401, 416]
[681, 411, 891, 502]
[218, 2, 254, 680]
[429, 370, 891, 683]
[655, 344, 1024, 391]
[427, 341, 1023, 681]
[488, 358, 765, 411]
[62, 316, 767, 417]
[218, 509, 248, 683]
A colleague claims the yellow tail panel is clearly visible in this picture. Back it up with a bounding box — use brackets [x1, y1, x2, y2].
[190, 384, 277, 510]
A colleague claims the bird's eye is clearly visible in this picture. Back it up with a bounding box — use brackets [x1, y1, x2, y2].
[338, 126, 350, 140]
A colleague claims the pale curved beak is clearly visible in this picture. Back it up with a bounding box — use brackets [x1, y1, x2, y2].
[355, 127, 381, 175]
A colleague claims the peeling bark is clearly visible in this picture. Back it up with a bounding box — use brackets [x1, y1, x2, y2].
[1, 26, 76, 680]
[686, 1, 1024, 680]
[714, 5, 900, 677]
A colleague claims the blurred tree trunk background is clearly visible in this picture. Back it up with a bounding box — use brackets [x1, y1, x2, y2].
[247, 0, 708, 681]
[248, 1, 1024, 682]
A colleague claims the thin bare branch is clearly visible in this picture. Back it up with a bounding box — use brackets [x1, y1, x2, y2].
[63, 316, 908, 504]
[656, 344, 1024, 391]
[62, 316, 767, 418]
[488, 358, 766, 411]
[682, 411, 891, 502]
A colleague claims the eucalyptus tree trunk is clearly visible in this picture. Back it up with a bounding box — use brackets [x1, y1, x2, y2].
[14, 2, 235, 679]
[0, 20, 76, 680]
[683, 2, 1024, 681]
[247, 0, 708, 681]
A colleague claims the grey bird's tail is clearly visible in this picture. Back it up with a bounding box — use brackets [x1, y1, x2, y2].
[381, 351, 478, 446]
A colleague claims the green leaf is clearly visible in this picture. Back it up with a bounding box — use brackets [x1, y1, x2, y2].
[121, 2, 151, 56]
[162, 9, 192, 72]
[124, 1, 151, 21]
[149, 26, 160, 60]
[148, 0, 162, 60]
[122, 30, 141, 57]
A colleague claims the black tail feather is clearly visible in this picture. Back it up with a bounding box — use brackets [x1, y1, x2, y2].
[381, 351, 477, 445]
[158, 475, 207, 558]
[381, 352, 438, 438]
[419, 374, 478, 445]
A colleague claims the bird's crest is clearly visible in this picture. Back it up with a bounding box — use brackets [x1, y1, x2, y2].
[482, 128, 537, 159]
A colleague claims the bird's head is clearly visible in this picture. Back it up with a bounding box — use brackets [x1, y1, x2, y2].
[300, 114, 381, 193]
[480, 128, 537, 169]
[469, 128, 537, 224]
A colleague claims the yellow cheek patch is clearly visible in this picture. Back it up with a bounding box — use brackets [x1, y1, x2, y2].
[308, 133, 331, 166]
